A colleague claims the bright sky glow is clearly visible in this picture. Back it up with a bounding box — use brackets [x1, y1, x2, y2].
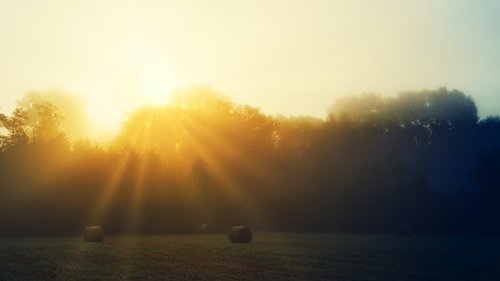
[1, 0, 500, 140]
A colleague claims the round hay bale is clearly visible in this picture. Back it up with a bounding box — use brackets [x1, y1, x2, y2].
[83, 226, 103, 242]
[395, 224, 414, 237]
[198, 223, 210, 234]
[228, 226, 252, 243]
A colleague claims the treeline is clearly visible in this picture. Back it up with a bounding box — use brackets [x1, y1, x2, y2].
[1, 87, 500, 235]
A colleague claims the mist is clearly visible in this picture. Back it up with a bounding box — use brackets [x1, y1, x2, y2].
[1, 87, 500, 235]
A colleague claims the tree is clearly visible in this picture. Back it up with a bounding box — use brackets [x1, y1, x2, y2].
[0, 108, 29, 150]
[17, 89, 87, 141]
[30, 102, 66, 144]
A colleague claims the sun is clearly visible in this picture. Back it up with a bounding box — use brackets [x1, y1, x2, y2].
[141, 73, 174, 106]
[136, 57, 175, 106]
[126, 40, 176, 106]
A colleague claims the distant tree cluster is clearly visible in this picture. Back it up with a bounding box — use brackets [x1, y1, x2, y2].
[1, 87, 499, 235]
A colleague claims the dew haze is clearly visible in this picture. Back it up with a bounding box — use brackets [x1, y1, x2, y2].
[1, 1, 500, 280]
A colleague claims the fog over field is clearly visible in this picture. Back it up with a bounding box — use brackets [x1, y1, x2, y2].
[1, 1, 500, 280]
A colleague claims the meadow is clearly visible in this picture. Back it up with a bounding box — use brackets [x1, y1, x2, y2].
[1, 233, 499, 281]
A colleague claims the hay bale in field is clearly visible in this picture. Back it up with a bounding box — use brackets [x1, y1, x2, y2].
[83, 226, 103, 242]
[228, 226, 252, 243]
[395, 224, 414, 237]
[198, 223, 210, 234]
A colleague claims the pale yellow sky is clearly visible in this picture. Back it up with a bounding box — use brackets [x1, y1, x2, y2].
[1, 0, 500, 140]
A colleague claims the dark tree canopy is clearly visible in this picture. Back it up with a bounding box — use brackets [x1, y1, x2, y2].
[0, 87, 499, 235]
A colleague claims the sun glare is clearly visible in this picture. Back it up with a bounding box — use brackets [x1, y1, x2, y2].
[126, 40, 175, 106]
[85, 97, 126, 142]
[141, 74, 173, 106]
[82, 41, 176, 140]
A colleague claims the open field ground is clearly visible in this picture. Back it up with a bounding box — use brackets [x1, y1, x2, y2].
[1, 233, 499, 281]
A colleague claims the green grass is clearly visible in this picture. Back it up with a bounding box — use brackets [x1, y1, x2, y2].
[0, 233, 499, 281]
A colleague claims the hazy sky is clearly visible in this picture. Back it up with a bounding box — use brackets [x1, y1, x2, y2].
[1, 0, 500, 139]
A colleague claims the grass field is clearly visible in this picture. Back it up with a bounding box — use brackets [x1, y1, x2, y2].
[1, 233, 499, 281]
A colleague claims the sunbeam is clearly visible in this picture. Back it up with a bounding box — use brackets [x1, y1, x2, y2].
[126, 112, 154, 232]
[180, 112, 270, 227]
[86, 125, 145, 227]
